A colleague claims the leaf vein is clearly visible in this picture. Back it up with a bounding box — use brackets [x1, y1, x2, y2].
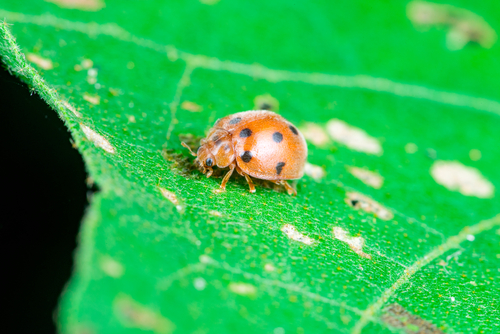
[351, 214, 500, 334]
[3, 10, 500, 116]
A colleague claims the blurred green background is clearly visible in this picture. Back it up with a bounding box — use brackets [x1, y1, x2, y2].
[1, 0, 500, 333]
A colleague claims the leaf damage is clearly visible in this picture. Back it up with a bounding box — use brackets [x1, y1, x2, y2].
[347, 166, 384, 189]
[45, 0, 105, 11]
[159, 187, 184, 212]
[80, 124, 116, 154]
[281, 224, 315, 245]
[113, 295, 175, 334]
[345, 192, 394, 221]
[382, 303, 444, 334]
[326, 119, 382, 155]
[407, 1, 497, 50]
[430, 160, 494, 198]
[27, 53, 53, 70]
[333, 227, 371, 259]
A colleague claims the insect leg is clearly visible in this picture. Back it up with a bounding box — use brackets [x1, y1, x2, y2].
[235, 166, 256, 193]
[271, 180, 296, 196]
[206, 167, 214, 178]
[220, 163, 236, 191]
[243, 173, 256, 193]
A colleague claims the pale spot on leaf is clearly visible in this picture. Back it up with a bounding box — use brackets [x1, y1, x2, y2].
[430, 160, 494, 198]
[81, 58, 93, 69]
[405, 143, 418, 154]
[407, 1, 448, 26]
[469, 149, 481, 161]
[333, 227, 371, 259]
[166, 48, 178, 62]
[407, 1, 497, 50]
[181, 101, 203, 112]
[99, 256, 124, 278]
[193, 277, 206, 291]
[87, 67, 98, 85]
[83, 93, 100, 105]
[80, 124, 116, 153]
[347, 167, 383, 189]
[281, 224, 315, 245]
[304, 162, 326, 181]
[199, 254, 213, 264]
[300, 123, 329, 146]
[199, 0, 220, 5]
[346, 192, 394, 221]
[209, 210, 222, 217]
[109, 88, 121, 96]
[447, 19, 496, 50]
[45, 0, 105, 11]
[159, 188, 183, 211]
[27, 53, 53, 70]
[341, 315, 352, 325]
[63, 100, 81, 117]
[466, 234, 475, 241]
[114, 295, 174, 334]
[228, 282, 257, 297]
[264, 263, 276, 272]
[326, 119, 382, 155]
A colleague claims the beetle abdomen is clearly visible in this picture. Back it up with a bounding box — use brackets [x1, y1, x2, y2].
[232, 117, 307, 180]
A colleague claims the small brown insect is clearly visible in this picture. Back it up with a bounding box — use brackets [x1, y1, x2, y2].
[182, 110, 308, 195]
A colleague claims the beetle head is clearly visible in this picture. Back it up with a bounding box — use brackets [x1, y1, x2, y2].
[181, 129, 234, 178]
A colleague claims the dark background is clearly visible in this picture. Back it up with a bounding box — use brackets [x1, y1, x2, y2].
[0, 67, 88, 333]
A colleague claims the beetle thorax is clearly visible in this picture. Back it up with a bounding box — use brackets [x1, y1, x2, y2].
[197, 129, 235, 169]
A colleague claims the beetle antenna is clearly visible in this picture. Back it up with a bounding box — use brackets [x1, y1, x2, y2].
[181, 142, 197, 156]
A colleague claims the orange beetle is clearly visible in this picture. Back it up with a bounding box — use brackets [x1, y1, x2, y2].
[182, 110, 308, 195]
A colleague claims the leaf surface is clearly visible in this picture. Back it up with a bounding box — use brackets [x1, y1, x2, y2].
[1, 1, 500, 333]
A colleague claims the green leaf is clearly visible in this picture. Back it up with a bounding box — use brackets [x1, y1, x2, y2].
[1, 1, 500, 333]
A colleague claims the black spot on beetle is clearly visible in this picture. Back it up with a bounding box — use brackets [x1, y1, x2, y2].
[240, 128, 252, 138]
[241, 151, 253, 163]
[276, 162, 285, 175]
[289, 125, 299, 135]
[272, 132, 283, 143]
[351, 200, 359, 207]
[205, 158, 213, 167]
[229, 117, 242, 125]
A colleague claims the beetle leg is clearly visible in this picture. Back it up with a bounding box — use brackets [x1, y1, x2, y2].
[235, 166, 256, 193]
[271, 180, 297, 196]
[219, 162, 236, 191]
[244, 174, 256, 193]
[206, 167, 214, 178]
